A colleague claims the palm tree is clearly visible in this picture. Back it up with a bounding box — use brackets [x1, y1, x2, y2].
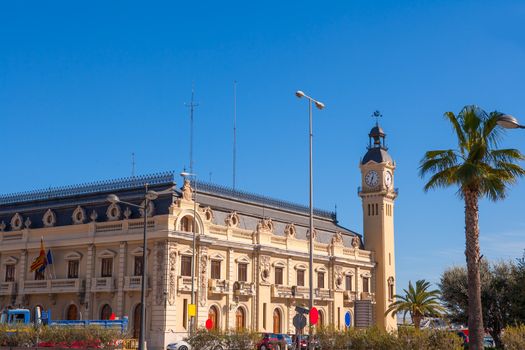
[419, 105, 525, 349]
[385, 279, 444, 329]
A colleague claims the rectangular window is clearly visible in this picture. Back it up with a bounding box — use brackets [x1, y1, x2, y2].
[181, 256, 192, 277]
[263, 303, 267, 329]
[238, 263, 247, 282]
[345, 275, 352, 291]
[211, 260, 221, 279]
[338, 307, 341, 329]
[68, 260, 79, 279]
[275, 267, 283, 285]
[5, 264, 15, 282]
[35, 269, 45, 280]
[134, 256, 143, 276]
[297, 270, 305, 287]
[363, 277, 370, 293]
[317, 272, 325, 289]
[183, 299, 188, 329]
[101, 258, 113, 277]
[389, 283, 394, 300]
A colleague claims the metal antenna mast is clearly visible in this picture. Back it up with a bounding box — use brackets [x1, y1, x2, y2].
[185, 84, 199, 174]
[233, 80, 237, 191]
[131, 152, 135, 177]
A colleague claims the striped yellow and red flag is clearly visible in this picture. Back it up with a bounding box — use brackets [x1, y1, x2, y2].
[30, 238, 47, 272]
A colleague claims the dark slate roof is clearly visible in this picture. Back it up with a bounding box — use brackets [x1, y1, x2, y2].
[361, 147, 393, 165]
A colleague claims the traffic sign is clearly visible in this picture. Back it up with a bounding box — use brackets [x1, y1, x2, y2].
[345, 311, 352, 327]
[309, 307, 319, 325]
[205, 318, 213, 330]
[293, 314, 307, 330]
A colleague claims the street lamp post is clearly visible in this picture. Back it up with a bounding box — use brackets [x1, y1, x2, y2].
[181, 171, 198, 336]
[107, 185, 172, 350]
[497, 114, 525, 129]
[295, 90, 324, 350]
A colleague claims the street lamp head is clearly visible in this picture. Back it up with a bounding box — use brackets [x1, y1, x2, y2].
[180, 171, 196, 177]
[497, 114, 521, 129]
[295, 90, 305, 98]
[145, 190, 158, 201]
[314, 101, 325, 110]
[106, 194, 120, 204]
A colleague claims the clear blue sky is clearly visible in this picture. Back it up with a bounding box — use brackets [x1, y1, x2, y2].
[1, 1, 525, 291]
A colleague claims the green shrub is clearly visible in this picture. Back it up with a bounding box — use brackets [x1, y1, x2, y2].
[316, 326, 463, 350]
[501, 325, 525, 350]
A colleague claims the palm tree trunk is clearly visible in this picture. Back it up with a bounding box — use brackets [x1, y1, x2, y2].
[464, 189, 484, 350]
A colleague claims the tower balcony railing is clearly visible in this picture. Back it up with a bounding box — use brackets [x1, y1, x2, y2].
[0, 282, 16, 295]
[357, 186, 399, 195]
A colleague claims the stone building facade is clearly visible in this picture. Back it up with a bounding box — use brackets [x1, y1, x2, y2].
[0, 125, 397, 349]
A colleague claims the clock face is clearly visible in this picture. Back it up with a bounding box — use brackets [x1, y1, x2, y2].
[365, 170, 379, 187]
[384, 171, 392, 187]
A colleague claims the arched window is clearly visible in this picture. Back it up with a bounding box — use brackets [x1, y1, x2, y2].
[100, 304, 112, 320]
[208, 306, 219, 331]
[273, 309, 281, 334]
[235, 308, 245, 331]
[317, 310, 324, 329]
[181, 216, 198, 233]
[66, 304, 78, 320]
[133, 304, 141, 339]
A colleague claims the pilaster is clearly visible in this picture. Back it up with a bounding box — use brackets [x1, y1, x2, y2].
[117, 241, 127, 317]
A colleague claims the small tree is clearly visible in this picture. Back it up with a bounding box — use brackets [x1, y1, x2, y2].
[385, 279, 444, 329]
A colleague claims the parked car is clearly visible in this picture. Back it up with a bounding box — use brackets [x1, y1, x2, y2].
[166, 341, 192, 350]
[291, 335, 320, 350]
[256, 333, 287, 350]
[483, 336, 495, 347]
[275, 334, 294, 349]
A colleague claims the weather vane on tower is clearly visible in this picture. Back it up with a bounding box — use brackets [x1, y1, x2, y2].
[372, 110, 382, 125]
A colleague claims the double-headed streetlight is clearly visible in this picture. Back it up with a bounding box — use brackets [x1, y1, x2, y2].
[180, 171, 198, 336]
[497, 114, 525, 129]
[107, 185, 172, 350]
[295, 90, 324, 350]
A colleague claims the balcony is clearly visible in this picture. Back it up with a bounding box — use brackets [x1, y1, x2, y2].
[208, 279, 230, 294]
[290, 286, 333, 300]
[0, 282, 16, 295]
[343, 290, 357, 301]
[232, 281, 255, 296]
[23, 279, 84, 294]
[271, 285, 293, 298]
[124, 276, 151, 291]
[361, 292, 375, 301]
[177, 276, 197, 292]
[91, 277, 115, 292]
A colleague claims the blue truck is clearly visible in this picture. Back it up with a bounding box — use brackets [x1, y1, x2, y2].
[0, 308, 128, 332]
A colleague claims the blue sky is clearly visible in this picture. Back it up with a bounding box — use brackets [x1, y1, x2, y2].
[1, 1, 525, 291]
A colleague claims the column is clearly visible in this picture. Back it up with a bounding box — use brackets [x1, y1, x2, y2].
[85, 244, 95, 319]
[16, 250, 27, 306]
[117, 241, 127, 317]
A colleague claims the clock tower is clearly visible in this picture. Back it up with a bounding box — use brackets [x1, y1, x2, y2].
[358, 122, 397, 331]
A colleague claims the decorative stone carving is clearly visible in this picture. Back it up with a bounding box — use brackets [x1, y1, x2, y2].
[199, 251, 208, 306]
[156, 244, 166, 305]
[123, 207, 132, 219]
[10, 213, 23, 231]
[90, 210, 98, 222]
[43, 209, 57, 227]
[139, 200, 155, 217]
[335, 266, 343, 290]
[203, 207, 214, 222]
[331, 231, 344, 245]
[0, 221, 6, 231]
[72, 206, 86, 224]
[168, 248, 177, 306]
[351, 235, 360, 249]
[260, 255, 271, 283]
[257, 218, 274, 233]
[182, 179, 193, 201]
[225, 211, 240, 227]
[106, 203, 121, 221]
[284, 223, 296, 238]
[306, 229, 318, 241]
[24, 217, 32, 229]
